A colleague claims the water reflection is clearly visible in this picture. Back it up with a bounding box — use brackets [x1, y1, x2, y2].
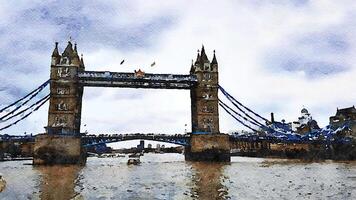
[190, 162, 230, 200]
[1, 155, 354, 199]
[35, 165, 83, 200]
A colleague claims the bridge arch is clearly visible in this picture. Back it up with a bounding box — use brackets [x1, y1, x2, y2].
[82, 134, 190, 147]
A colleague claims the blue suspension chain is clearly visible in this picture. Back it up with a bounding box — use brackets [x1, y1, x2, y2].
[0, 95, 50, 131]
[219, 99, 261, 128]
[219, 90, 267, 127]
[219, 99, 282, 135]
[0, 83, 48, 120]
[0, 80, 49, 113]
[219, 85, 295, 134]
[218, 85, 270, 122]
[1, 94, 50, 122]
[219, 101, 259, 132]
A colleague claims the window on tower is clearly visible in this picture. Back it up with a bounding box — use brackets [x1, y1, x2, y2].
[204, 63, 210, 70]
[203, 73, 212, 81]
[202, 93, 212, 100]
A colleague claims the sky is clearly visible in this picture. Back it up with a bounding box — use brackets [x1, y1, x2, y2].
[1, 0, 356, 142]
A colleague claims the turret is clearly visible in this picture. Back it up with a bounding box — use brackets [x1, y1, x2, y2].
[60, 41, 75, 65]
[211, 50, 218, 72]
[80, 54, 85, 69]
[192, 45, 218, 72]
[71, 43, 80, 65]
[190, 59, 195, 74]
[51, 42, 61, 65]
[194, 50, 200, 66]
[199, 45, 209, 64]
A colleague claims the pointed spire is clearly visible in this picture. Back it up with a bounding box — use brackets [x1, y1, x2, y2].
[190, 59, 195, 73]
[73, 43, 79, 59]
[80, 54, 85, 66]
[62, 41, 74, 57]
[200, 45, 209, 62]
[74, 43, 78, 54]
[52, 42, 60, 57]
[194, 49, 200, 65]
[211, 50, 218, 65]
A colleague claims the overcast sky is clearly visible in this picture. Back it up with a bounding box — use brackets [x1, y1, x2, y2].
[1, 0, 356, 137]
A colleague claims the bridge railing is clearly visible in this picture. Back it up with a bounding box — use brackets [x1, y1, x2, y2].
[78, 71, 198, 83]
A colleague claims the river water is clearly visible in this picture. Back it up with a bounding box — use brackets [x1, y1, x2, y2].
[0, 154, 355, 200]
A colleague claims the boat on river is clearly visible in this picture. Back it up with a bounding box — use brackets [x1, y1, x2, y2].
[128, 153, 141, 158]
[0, 174, 6, 193]
[127, 158, 140, 165]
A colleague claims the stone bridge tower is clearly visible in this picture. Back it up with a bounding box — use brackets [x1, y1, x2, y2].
[190, 46, 219, 134]
[186, 46, 230, 161]
[33, 41, 86, 165]
[47, 41, 84, 135]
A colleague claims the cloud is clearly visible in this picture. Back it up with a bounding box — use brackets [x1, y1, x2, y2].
[1, 0, 356, 136]
[264, 29, 352, 78]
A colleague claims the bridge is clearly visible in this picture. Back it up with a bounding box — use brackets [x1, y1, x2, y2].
[1, 130, 351, 147]
[0, 41, 353, 164]
[82, 133, 190, 147]
[78, 71, 197, 89]
[0, 133, 190, 146]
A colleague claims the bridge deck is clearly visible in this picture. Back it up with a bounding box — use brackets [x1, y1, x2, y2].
[78, 71, 197, 89]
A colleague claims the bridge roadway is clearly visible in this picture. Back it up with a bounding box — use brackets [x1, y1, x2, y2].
[82, 133, 190, 146]
[0, 133, 191, 146]
[1, 132, 349, 146]
[78, 71, 198, 89]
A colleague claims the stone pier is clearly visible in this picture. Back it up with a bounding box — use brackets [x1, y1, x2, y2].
[33, 134, 86, 165]
[185, 134, 231, 162]
[33, 41, 86, 165]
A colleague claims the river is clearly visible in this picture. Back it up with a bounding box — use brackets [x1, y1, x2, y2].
[0, 154, 355, 199]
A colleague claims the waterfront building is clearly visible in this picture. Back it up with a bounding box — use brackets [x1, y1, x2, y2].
[137, 140, 144, 151]
[330, 106, 356, 137]
[156, 144, 160, 151]
[290, 108, 320, 134]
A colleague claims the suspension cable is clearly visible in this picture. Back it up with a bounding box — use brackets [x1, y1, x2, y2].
[0, 95, 50, 131]
[1, 94, 50, 122]
[0, 84, 48, 120]
[219, 99, 261, 128]
[218, 85, 270, 122]
[0, 79, 49, 113]
[219, 91, 267, 127]
[218, 85, 297, 134]
[219, 101, 259, 132]
[219, 99, 283, 135]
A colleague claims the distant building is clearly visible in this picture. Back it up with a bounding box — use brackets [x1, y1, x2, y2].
[330, 106, 356, 137]
[161, 145, 165, 149]
[290, 108, 320, 134]
[147, 143, 152, 149]
[156, 144, 160, 151]
[137, 140, 144, 151]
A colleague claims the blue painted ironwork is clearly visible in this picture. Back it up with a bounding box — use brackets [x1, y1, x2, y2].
[0, 95, 50, 131]
[0, 80, 49, 113]
[218, 86, 354, 145]
[0, 133, 190, 146]
[81, 133, 189, 146]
